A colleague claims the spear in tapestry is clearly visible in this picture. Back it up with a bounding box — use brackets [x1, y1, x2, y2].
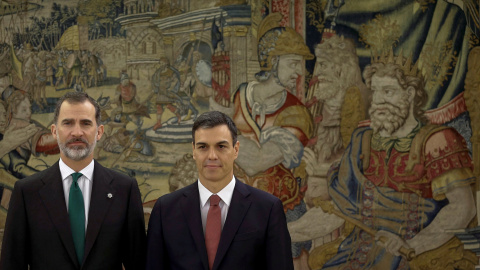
[317, 200, 416, 261]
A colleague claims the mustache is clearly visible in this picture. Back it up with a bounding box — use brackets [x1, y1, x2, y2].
[371, 102, 403, 112]
[67, 138, 89, 145]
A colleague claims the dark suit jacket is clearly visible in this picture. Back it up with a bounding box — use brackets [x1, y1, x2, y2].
[146, 179, 294, 270]
[0, 160, 146, 270]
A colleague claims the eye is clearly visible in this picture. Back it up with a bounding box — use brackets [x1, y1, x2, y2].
[385, 90, 394, 96]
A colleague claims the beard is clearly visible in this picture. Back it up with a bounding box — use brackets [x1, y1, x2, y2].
[58, 135, 96, 161]
[274, 72, 296, 90]
[315, 124, 343, 162]
[272, 66, 296, 90]
[369, 98, 410, 136]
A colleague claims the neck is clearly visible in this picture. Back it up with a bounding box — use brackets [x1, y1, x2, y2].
[254, 79, 285, 102]
[199, 175, 233, 194]
[61, 154, 93, 172]
[391, 110, 418, 138]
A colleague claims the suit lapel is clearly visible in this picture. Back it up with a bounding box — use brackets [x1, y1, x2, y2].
[83, 161, 116, 264]
[180, 182, 209, 270]
[38, 162, 80, 269]
[213, 180, 251, 270]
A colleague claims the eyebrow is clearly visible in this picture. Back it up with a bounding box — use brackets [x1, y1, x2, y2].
[195, 140, 230, 146]
[61, 118, 94, 124]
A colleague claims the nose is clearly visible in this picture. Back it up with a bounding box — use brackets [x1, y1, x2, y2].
[207, 148, 218, 160]
[372, 91, 383, 104]
[295, 65, 303, 76]
[71, 123, 83, 137]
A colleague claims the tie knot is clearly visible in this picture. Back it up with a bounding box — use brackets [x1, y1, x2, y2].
[71, 172, 83, 183]
[209, 195, 221, 206]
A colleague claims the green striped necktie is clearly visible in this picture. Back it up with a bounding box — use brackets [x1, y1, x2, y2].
[69, 172, 85, 265]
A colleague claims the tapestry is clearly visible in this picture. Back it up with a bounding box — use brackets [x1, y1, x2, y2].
[0, 0, 479, 269]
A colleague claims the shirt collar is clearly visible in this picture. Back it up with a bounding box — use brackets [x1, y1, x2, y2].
[59, 158, 95, 181]
[198, 176, 236, 208]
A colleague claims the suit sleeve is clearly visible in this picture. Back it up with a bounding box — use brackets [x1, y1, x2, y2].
[146, 199, 168, 270]
[122, 178, 147, 270]
[266, 199, 294, 270]
[0, 181, 30, 270]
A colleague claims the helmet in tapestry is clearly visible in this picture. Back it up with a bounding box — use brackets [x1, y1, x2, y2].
[257, 13, 314, 71]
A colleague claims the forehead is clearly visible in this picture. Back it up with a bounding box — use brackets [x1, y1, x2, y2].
[371, 74, 402, 89]
[58, 101, 96, 120]
[280, 54, 304, 62]
[18, 98, 30, 105]
[194, 125, 232, 144]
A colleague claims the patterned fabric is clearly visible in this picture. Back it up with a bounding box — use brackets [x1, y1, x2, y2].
[324, 125, 475, 269]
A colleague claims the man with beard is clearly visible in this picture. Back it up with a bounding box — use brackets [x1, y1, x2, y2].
[309, 34, 368, 165]
[322, 54, 476, 269]
[287, 34, 369, 248]
[1, 92, 146, 270]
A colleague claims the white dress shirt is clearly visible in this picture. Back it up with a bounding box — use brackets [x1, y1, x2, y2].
[198, 176, 236, 234]
[60, 158, 94, 231]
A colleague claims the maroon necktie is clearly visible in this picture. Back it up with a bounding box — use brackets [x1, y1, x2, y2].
[205, 195, 221, 270]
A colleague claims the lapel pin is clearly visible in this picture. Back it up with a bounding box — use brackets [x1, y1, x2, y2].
[107, 193, 113, 199]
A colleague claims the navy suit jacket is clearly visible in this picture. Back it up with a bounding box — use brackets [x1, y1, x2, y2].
[0, 160, 146, 270]
[146, 179, 294, 270]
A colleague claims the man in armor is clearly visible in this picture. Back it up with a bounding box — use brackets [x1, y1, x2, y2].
[323, 52, 476, 269]
[113, 72, 149, 129]
[151, 57, 181, 130]
[217, 13, 315, 266]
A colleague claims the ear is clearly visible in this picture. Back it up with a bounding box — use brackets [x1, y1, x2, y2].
[233, 140, 240, 159]
[51, 124, 57, 139]
[192, 142, 196, 160]
[271, 55, 279, 66]
[406, 86, 415, 103]
[96, 124, 104, 141]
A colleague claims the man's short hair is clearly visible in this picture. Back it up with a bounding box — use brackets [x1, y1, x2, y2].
[192, 111, 237, 146]
[53, 92, 101, 126]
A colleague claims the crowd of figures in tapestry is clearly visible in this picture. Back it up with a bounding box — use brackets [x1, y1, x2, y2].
[1, 0, 480, 269]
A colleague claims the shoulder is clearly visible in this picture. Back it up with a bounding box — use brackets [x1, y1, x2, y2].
[236, 180, 281, 206]
[424, 126, 468, 155]
[155, 181, 197, 206]
[425, 126, 464, 145]
[95, 161, 136, 185]
[14, 163, 57, 190]
[284, 91, 303, 105]
[232, 83, 248, 98]
[352, 126, 372, 138]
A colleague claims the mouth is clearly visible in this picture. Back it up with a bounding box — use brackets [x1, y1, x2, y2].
[316, 77, 333, 84]
[67, 138, 88, 147]
[204, 164, 221, 169]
